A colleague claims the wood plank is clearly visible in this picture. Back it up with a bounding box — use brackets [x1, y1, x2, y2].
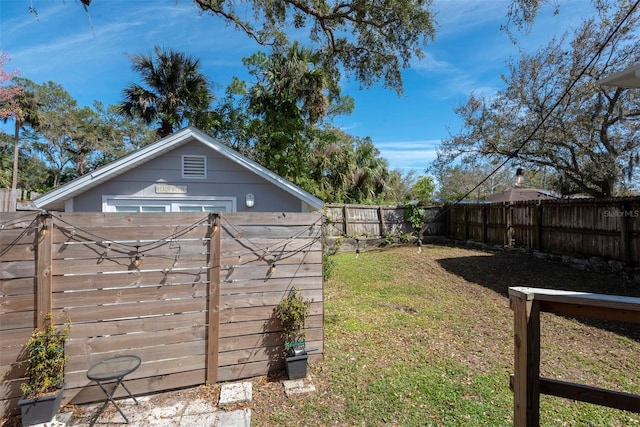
[53, 212, 211, 228]
[66, 341, 206, 375]
[52, 254, 208, 275]
[0, 276, 36, 297]
[0, 327, 33, 350]
[540, 377, 640, 413]
[65, 326, 207, 357]
[219, 305, 323, 324]
[509, 287, 640, 316]
[0, 241, 36, 262]
[0, 310, 35, 331]
[1, 293, 35, 314]
[221, 277, 321, 294]
[221, 212, 323, 226]
[219, 316, 323, 338]
[50, 282, 208, 308]
[66, 312, 207, 338]
[65, 355, 206, 390]
[220, 263, 323, 282]
[51, 238, 209, 260]
[218, 339, 324, 367]
[67, 369, 206, 406]
[510, 292, 541, 427]
[220, 225, 322, 240]
[219, 327, 323, 352]
[0, 260, 36, 279]
[220, 246, 323, 266]
[207, 214, 220, 384]
[221, 289, 323, 310]
[51, 298, 207, 324]
[52, 269, 207, 292]
[36, 213, 53, 328]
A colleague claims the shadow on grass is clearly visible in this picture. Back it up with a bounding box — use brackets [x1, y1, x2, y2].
[436, 249, 640, 341]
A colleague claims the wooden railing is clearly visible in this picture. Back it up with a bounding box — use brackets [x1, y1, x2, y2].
[509, 287, 640, 426]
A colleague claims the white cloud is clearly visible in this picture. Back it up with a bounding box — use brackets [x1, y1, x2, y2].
[375, 139, 441, 171]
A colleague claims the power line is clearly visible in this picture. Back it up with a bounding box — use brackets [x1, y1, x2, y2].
[423, 0, 640, 233]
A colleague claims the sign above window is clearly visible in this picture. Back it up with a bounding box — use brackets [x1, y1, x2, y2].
[155, 184, 187, 194]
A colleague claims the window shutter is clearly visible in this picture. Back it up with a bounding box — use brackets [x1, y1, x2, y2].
[182, 155, 207, 179]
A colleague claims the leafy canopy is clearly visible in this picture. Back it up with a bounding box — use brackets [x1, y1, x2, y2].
[192, 0, 436, 94]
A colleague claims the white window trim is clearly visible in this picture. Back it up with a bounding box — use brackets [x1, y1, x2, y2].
[102, 195, 237, 212]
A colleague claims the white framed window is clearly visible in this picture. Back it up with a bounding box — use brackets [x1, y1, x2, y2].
[182, 155, 207, 179]
[103, 196, 236, 213]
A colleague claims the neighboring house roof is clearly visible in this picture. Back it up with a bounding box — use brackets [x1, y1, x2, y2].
[33, 126, 324, 211]
[485, 188, 558, 203]
[597, 64, 640, 88]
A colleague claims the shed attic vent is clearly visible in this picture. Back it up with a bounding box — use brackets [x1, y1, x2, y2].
[182, 155, 207, 179]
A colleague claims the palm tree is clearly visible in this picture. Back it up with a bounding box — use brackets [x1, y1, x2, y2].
[2, 78, 39, 190]
[120, 46, 213, 137]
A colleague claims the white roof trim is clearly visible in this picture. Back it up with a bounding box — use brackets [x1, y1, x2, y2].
[34, 126, 324, 211]
[597, 64, 640, 88]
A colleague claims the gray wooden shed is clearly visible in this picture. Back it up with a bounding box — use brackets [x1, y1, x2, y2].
[33, 127, 324, 213]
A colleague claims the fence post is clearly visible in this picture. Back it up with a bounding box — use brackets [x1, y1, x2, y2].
[206, 213, 221, 384]
[378, 207, 386, 238]
[536, 204, 543, 251]
[464, 206, 469, 241]
[482, 205, 488, 243]
[620, 202, 633, 265]
[36, 212, 53, 328]
[511, 290, 541, 427]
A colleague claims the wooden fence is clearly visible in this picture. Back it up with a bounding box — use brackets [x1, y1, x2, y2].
[509, 287, 640, 426]
[445, 197, 640, 266]
[0, 211, 323, 419]
[323, 204, 445, 252]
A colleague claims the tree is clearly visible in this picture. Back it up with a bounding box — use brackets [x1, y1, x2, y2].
[192, 0, 436, 94]
[410, 175, 435, 204]
[120, 46, 214, 137]
[90, 102, 156, 168]
[0, 52, 30, 190]
[16, 79, 117, 187]
[434, 1, 640, 197]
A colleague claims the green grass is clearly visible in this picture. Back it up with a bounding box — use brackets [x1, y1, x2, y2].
[252, 245, 640, 426]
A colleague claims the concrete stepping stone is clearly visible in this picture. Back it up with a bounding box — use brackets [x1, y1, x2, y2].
[218, 382, 252, 406]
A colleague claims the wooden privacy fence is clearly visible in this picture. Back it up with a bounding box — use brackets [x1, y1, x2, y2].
[446, 197, 640, 266]
[509, 287, 640, 426]
[323, 204, 445, 251]
[0, 211, 323, 419]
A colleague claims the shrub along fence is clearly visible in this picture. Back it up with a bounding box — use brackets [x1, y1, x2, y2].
[0, 211, 323, 419]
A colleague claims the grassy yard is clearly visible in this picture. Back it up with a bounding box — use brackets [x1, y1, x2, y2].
[251, 244, 640, 426]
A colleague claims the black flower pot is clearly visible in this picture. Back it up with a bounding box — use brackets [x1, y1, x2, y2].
[285, 354, 308, 380]
[18, 383, 65, 426]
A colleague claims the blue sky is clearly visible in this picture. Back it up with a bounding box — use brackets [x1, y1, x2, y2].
[0, 0, 595, 174]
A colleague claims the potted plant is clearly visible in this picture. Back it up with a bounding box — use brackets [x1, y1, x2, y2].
[18, 315, 70, 426]
[274, 286, 311, 380]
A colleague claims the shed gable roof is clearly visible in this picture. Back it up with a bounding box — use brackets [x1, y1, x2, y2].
[33, 126, 324, 210]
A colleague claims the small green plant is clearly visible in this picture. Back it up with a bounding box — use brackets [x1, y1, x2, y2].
[404, 203, 425, 232]
[323, 252, 336, 279]
[274, 286, 311, 350]
[20, 315, 70, 398]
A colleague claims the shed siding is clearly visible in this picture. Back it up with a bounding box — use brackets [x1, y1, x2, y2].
[72, 140, 303, 212]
